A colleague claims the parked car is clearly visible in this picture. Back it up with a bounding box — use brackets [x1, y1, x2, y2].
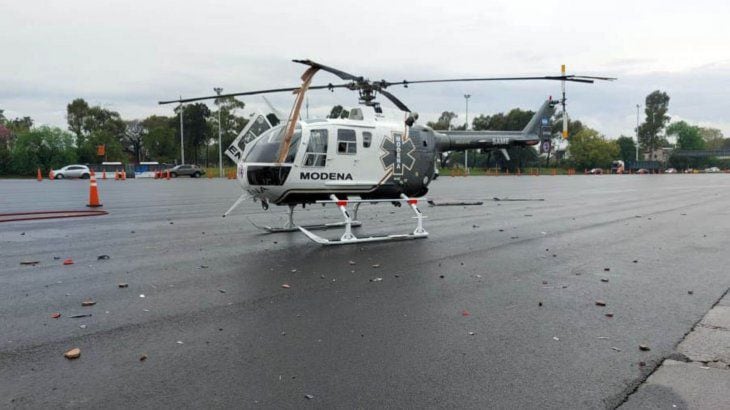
[52, 164, 91, 179]
[704, 167, 721, 173]
[588, 168, 603, 175]
[665, 168, 677, 174]
[168, 164, 206, 178]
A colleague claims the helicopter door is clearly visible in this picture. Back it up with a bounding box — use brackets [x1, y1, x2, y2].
[225, 113, 272, 163]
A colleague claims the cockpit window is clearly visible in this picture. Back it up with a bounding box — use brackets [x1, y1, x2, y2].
[337, 129, 357, 155]
[304, 129, 328, 167]
[244, 124, 301, 163]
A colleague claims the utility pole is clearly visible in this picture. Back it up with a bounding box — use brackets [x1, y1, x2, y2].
[214, 87, 224, 178]
[179, 98, 185, 165]
[635, 104, 641, 166]
[464, 94, 471, 174]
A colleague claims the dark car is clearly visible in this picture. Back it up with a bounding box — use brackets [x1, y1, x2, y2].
[168, 164, 206, 178]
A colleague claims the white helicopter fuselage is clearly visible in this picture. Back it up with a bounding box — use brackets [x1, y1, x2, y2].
[234, 109, 437, 206]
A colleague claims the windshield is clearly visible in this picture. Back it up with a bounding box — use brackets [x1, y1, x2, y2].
[244, 124, 301, 163]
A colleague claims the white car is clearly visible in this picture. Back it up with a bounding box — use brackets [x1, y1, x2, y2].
[52, 164, 91, 179]
[704, 167, 721, 173]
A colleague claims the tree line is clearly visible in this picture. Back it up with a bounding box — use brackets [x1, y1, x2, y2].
[0, 96, 248, 176]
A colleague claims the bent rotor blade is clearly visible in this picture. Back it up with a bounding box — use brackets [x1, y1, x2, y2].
[159, 83, 350, 105]
[378, 88, 411, 112]
[293, 59, 363, 82]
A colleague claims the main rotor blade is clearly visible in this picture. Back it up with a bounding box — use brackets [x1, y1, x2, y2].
[384, 76, 600, 87]
[377, 88, 411, 112]
[293, 59, 363, 82]
[158, 83, 351, 105]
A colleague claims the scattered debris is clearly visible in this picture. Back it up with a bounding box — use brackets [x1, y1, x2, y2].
[118, 283, 128, 288]
[218, 289, 226, 294]
[553, 336, 560, 341]
[439, 275, 445, 279]
[542, 280, 548, 285]
[62, 258, 74, 266]
[688, 290, 694, 295]
[600, 278, 609, 283]
[281, 284, 291, 289]
[468, 331, 476, 336]
[69, 314, 92, 319]
[304, 394, 314, 400]
[371, 264, 380, 268]
[498, 229, 504, 232]
[605, 313, 614, 318]
[63, 348, 81, 360]
[639, 344, 651, 351]
[633, 260, 638, 263]
[603, 268, 610, 272]
[139, 354, 148, 361]
[20, 261, 40, 266]
[510, 236, 520, 239]
[639, 361, 646, 367]
[320, 275, 326, 279]
[199, 265, 209, 269]
[139, 294, 145, 298]
[538, 302, 543, 307]
[611, 347, 621, 352]
[370, 277, 383, 282]
[348, 261, 356, 265]
[595, 300, 607, 307]
[79, 325, 87, 329]
[176, 341, 183, 344]
[51, 312, 61, 319]
[53, 256, 61, 260]
[81, 300, 96, 307]
[290, 269, 297, 273]
[462, 310, 470, 317]
[97, 255, 110, 260]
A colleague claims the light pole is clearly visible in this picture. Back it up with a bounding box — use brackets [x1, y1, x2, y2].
[214, 87, 224, 178]
[464, 94, 471, 174]
[179, 98, 184, 165]
[635, 104, 640, 166]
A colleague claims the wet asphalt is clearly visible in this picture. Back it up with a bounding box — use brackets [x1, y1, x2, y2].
[1, 175, 729, 409]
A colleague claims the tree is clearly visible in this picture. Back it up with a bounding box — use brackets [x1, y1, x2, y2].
[66, 98, 127, 163]
[209, 96, 248, 166]
[699, 127, 724, 150]
[427, 111, 458, 130]
[567, 128, 619, 170]
[616, 136, 637, 164]
[667, 121, 705, 151]
[66, 98, 90, 142]
[638, 90, 671, 160]
[174, 103, 210, 164]
[10, 126, 77, 175]
[124, 120, 145, 162]
[141, 115, 177, 163]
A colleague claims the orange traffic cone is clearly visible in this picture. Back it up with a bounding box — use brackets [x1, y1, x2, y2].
[86, 173, 102, 208]
[37, 167, 42, 181]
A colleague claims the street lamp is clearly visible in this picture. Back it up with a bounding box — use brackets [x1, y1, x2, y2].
[179, 97, 184, 165]
[214, 87, 224, 178]
[634, 104, 641, 163]
[464, 94, 471, 174]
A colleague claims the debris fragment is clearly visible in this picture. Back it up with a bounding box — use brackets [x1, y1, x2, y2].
[290, 269, 297, 273]
[51, 312, 61, 319]
[218, 289, 226, 293]
[176, 341, 183, 344]
[542, 280, 548, 285]
[639, 361, 646, 367]
[611, 347, 621, 352]
[605, 313, 614, 318]
[603, 268, 610, 272]
[281, 284, 291, 289]
[79, 325, 87, 329]
[348, 261, 356, 265]
[595, 300, 606, 307]
[553, 336, 560, 341]
[139, 294, 145, 298]
[97, 255, 110, 260]
[468, 331, 476, 336]
[304, 394, 314, 400]
[461, 310, 470, 317]
[439, 275, 445, 279]
[139, 354, 148, 361]
[63, 348, 81, 360]
[199, 265, 209, 269]
[20, 261, 40, 266]
[538, 302, 543, 307]
[118, 283, 128, 288]
[600, 278, 609, 283]
[688, 290, 694, 295]
[371, 264, 380, 268]
[62, 258, 74, 266]
[639, 344, 651, 351]
[370, 277, 383, 282]
[81, 300, 96, 307]
[69, 314, 92, 319]
[633, 260, 638, 263]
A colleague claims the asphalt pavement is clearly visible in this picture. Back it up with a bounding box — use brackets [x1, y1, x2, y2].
[2, 175, 730, 409]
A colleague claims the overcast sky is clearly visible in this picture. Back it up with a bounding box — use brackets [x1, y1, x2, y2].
[1, 0, 729, 138]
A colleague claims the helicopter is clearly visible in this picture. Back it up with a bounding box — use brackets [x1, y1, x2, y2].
[159, 60, 614, 245]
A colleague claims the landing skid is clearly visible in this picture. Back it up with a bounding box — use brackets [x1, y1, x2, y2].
[249, 203, 362, 233]
[299, 194, 429, 246]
